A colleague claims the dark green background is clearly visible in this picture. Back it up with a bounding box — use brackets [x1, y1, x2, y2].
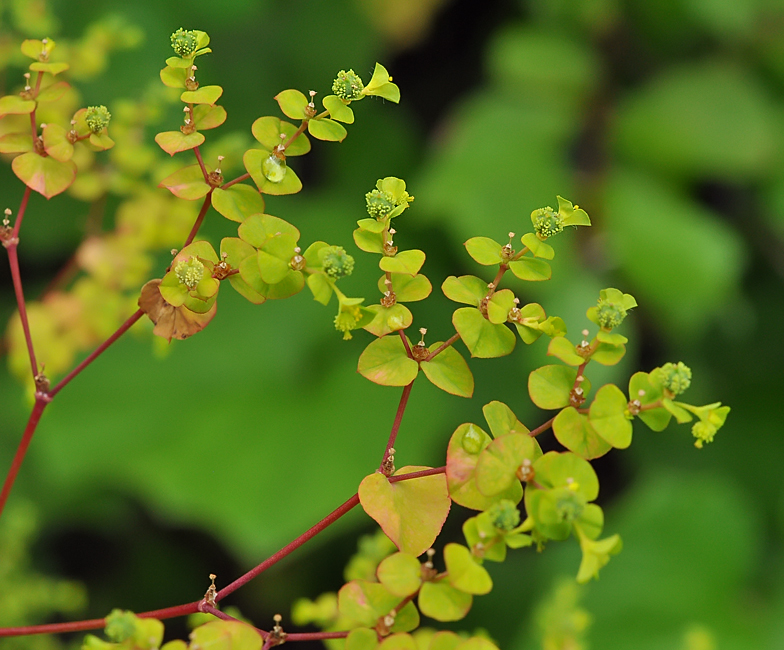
[1, 0, 783, 648]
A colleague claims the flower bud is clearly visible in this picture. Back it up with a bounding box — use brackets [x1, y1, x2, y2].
[654, 361, 692, 396]
[332, 69, 364, 101]
[320, 246, 355, 279]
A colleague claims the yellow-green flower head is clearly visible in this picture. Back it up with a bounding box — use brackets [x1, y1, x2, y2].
[365, 189, 396, 219]
[487, 499, 521, 532]
[365, 177, 413, 220]
[84, 105, 111, 134]
[588, 288, 637, 330]
[174, 256, 205, 290]
[105, 610, 137, 643]
[531, 207, 564, 240]
[655, 362, 692, 395]
[320, 246, 355, 280]
[692, 421, 717, 449]
[171, 28, 199, 58]
[555, 488, 586, 523]
[334, 304, 363, 340]
[332, 70, 364, 101]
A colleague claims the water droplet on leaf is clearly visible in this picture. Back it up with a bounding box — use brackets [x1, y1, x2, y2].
[262, 153, 286, 183]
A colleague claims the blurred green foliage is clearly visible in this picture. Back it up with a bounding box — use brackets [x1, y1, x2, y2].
[1, 0, 783, 648]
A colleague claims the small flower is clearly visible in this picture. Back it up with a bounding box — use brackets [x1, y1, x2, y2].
[171, 28, 199, 58]
[84, 106, 111, 134]
[531, 207, 564, 240]
[174, 256, 205, 290]
[587, 288, 637, 330]
[365, 177, 413, 220]
[334, 304, 363, 340]
[320, 246, 355, 279]
[332, 70, 364, 101]
[487, 500, 521, 532]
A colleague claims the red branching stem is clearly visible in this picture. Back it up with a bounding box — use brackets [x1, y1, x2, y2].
[287, 631, 351, 642]
[5, 186, 37, 378]
[0, 396, 48, 519]
[0, 469, 446, 639]
[221, 173, 251, 190]
[0, 617, 107, 638]
[183, 193, 213, 248]
[282, 122, 308, 150]
[389, 466, 445, 483]
[193, 145, 209, 181]
[11, 184, 31, 241]
[6, 247, 37, 378]
[48, 309, 144, 399]
[424, 332, 461, 362]
[216, 493, 361, 600]
[528, 416, 555, 438]
[398, 329, 413, 357]
[380, 382, 413, 474]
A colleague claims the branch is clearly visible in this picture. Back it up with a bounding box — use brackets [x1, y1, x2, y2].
[379, 382, 413, 474]
[0, 396, 48, 518]
[48, 309, 144, 398]
[424, 332, 460, 362]
[216, 492, 361, 600]
[182, 193, 213, 248]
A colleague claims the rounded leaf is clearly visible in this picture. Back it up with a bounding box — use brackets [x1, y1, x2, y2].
[251, 116, 310, 156]
[452, 308, 516, 359]
[528, 365, 579, 410]
[158, 164, 211, 200]
[552, 407, 612, 460]
[443, 543, 492, 595]
[243, 148, 302, 195]
[464, 237, 503, 265]
[358, 335, 419, 386]
[588, 384, 633, 448]
[418, 581, 472, 622]
[508, 257, 552, 281]
[379, 250, 426, 275]
[180, 85, 223, 105]
[275, 89, 309, 120]
[323, 94, 355, 123]
[420, 344, 474, 398]
[377, 552, 423, 597]
[377, 274, 432, 302]
[359, 466, 451, 557]
[441, 275, 487, 306]
[12, 152, 76, 198]
[308, 117, 348, 142]
[193, 104, 227, 130]
[155, 130, 205, 156]
[211, 185, 265, 223]
[475, 433, 538, 497]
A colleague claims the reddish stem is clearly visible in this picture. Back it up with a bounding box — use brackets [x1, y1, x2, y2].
[182, 193, 213, 248]
[193, 145, 209, 181]
[0, 396, 48, 519]
[216, 493, 361, 600]
[380, 382, 413, 474]
[5, 187, 37, 378]
[398, 329, 412, 357]
[221, 173, 251, 190]
[424, 332, 461, 362]
[388, 466, 445, 483]
[287, 631, 351, 641]
[528, 416, 555, 438]
[48, 309, 144, 399]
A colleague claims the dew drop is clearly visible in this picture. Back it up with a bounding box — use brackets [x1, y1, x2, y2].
[461, 424, 483, 455]
[262, 153, 287, 183]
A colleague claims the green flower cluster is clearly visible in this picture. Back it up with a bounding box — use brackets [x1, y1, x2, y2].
[170, 28, 199, 58]
[531, 208, 564, 240]
[655, 361, 692, 395]
[487, 499, 521, 532]
[174, 256, 205, 290]
[320, 246, 355, 279]
[332, 69, 364, 101]
[84, 105, 111, 134]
